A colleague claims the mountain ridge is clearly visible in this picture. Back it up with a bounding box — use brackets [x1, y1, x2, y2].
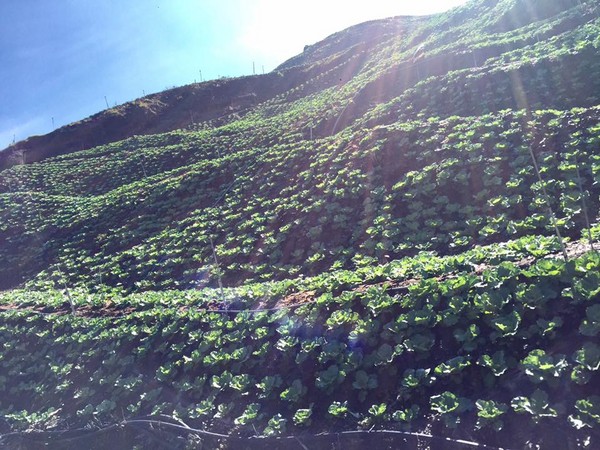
[0, 15, 420, 170]
[3, 0, 593, 170]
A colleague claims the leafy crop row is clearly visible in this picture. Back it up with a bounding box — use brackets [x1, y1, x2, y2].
[0, 247, 598, 443]
[2, 105, 598, 292]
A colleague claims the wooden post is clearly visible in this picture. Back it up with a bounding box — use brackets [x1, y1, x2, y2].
[139, 154, 148, 178]
[209, 236, 225, 304]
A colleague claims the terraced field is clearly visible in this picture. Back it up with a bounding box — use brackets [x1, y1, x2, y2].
[1, 0, 599, 448]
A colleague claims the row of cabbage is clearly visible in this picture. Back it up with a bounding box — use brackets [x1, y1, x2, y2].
[0, 242, 598, 444]
[0, 106, 596, 292]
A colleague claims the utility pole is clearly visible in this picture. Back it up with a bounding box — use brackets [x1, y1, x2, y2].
[52, 117, 55, 128]
[104, 96, 110, 109]
[199, 70, 203, 82]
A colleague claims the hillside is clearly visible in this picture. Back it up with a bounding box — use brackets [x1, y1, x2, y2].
[1, 0, 600, 448]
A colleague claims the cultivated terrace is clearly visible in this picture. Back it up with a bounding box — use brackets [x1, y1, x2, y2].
[1, 0, 599, 448]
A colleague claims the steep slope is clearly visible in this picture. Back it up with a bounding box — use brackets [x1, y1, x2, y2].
[0, 16, 422, 170]
[0, 63, 357, 169]
[1, 0, 592, 168]
[1, 0, 600, 448]
[1, 0, 599, 291]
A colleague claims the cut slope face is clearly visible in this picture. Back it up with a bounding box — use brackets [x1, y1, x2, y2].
[0, 0, 600, 447]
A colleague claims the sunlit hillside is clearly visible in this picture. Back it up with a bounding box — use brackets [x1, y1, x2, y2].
[1, 0, 599, 448]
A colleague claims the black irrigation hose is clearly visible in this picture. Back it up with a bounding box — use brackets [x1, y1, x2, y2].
[0, 302, 310, 317]
[0, 418, 515, 450]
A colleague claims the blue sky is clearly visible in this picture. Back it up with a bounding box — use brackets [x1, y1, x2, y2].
[0, 0, 467, 148]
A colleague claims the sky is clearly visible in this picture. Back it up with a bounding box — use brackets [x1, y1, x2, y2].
[0, 0, 468, 148]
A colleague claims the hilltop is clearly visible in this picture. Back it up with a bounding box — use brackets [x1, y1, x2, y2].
[0, 15, 421, 170]
[1, 0, 600, 448]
